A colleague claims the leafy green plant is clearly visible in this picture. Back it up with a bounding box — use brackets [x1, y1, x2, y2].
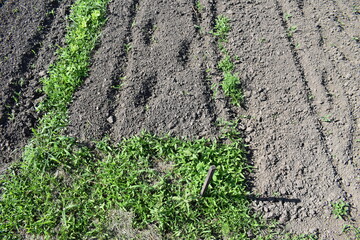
[212, 15, 231, 42]
[218, 55, 234, 72]
[222, 72, 242, 106]
[332, 200, 350, 220]
[210, 15, 243, 106]
[0, 131, 266, 239]
[0, 0, 110, 236]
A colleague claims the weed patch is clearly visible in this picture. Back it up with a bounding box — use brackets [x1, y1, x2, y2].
[211, 16, 243, 106]
[0, 132, 266, 239]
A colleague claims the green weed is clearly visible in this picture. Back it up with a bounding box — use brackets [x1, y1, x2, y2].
[195, 0, 204, 13]
[124, 43, 132, 53]
[211, 15, 243, 106]
[218, 55, 234, 72]
[320, 114, 332, 123]
[287, 25, 298, 37]
[222, 72, 242, 106]
[212, 15, 231, 42]
[0, 0, 110, 236]
[343, 224, 360, 240]
[284, 13, 292, 21]
[332, 200, 350, 220]
[0, 132, 266, 239]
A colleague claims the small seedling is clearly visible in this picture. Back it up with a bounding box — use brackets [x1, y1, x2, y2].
[111, 84, 123, 89]
[218, 55, 234, 72]
[287, 25, 298, 37]
[320, 115, 332, 123]
[272, 192, 280, 197]
[259, 38, 267, 43]
[284, 13, 292, 21]
[331, 200, 350, 220]
[212, 15, 231, 42]
[47, 9, 55, 16]
[7, 112, 15, 121]
[352, 5, 360, 14]
[342, 224, 360, 239]
[124, 43, 132, 53]
[195, 0, 204, 13]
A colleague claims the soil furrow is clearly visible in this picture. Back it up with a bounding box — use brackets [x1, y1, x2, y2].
[66, 0, 138, 141]
[0, 0, 74, 164]
[110, 0, 218, 141]
[278, 0, 360, 225]
[274, 0, 342, 184]
[218, 0, 352, 237]
[200, 0, 238, 122]
[275, 0, 353, 189]
[0, 0, 58, 125]
[102, 0, 140, 136]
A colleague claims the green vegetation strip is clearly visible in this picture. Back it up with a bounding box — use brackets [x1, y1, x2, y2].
[212, 16, 243, 106]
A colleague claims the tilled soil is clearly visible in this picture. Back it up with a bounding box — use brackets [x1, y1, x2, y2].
[0, 0, 359, 238]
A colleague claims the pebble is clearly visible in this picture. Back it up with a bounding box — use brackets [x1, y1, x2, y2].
[38, 71, 46, 77]
[345, 73, 352, 79]
[279, 187, 287, 195]
[245, 127, 254, 133]
[245, 136, 251, 143]
[107, 116, 114, 124]
[279, 211, 290, 223]
[244, 91, 252, 98]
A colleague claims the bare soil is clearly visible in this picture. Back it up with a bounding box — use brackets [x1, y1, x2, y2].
[1, 0, 359, 239]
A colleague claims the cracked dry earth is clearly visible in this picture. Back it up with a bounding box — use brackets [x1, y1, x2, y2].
[0, 0, 359, 239]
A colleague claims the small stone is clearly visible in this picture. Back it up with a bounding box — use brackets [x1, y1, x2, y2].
[260, 92, 267, 101]
[279, 211, 290, 223]
[107, 116, 114, 124]
[345, 73, 352, 79]
[279, 187, 287, 195]
[245, 127, 254, 133]
[264, 212, 275, 219]
[244, 91, 252, 98]
[38, 71, 46, 77]
[245, 136, 251, 143]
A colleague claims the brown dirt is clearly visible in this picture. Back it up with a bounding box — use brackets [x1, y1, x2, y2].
[1, 0, 359, 238]
[0, 0, 75, 167]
